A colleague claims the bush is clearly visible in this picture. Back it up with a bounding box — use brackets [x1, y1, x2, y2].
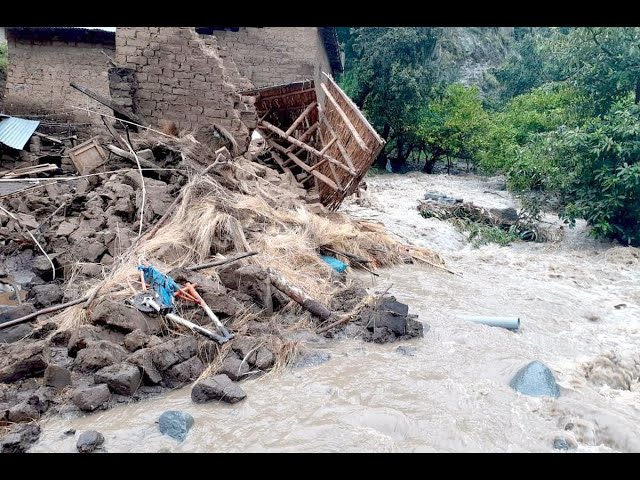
[0, 42, 7, 71]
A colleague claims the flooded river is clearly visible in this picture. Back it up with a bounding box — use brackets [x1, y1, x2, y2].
[32, 172, 640, 452]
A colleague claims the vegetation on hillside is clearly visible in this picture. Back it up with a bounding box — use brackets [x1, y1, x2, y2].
[339, 27, 640, 246]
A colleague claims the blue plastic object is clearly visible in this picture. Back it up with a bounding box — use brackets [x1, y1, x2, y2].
[321, 255, 348, 273]
[138, 265, 180, 310]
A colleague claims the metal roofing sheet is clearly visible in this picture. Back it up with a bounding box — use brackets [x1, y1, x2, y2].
[0, 116, 40, 150]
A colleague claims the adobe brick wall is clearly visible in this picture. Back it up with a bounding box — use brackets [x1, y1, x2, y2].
[3, 35, 114, 124]
[212, 27, 332, 89]
[112, 27, 256, 152]
[0, 68, 6, 112]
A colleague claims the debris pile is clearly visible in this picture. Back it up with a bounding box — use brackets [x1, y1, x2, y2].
[0, 76, 446, 450]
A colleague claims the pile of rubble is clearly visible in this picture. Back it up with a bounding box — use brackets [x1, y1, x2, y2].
[0, 81, 448, 451]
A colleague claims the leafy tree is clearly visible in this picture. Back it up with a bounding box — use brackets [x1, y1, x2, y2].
[339, 27, 442, 169]
[418, 84, 490, 172]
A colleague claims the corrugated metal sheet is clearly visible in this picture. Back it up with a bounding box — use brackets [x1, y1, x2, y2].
[0, 116, 40, 150]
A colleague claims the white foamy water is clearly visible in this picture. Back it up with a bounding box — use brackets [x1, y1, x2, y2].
[32, 172, 640, 452]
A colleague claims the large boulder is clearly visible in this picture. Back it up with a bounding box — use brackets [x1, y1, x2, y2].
[219, 355, 250, 381]
[191, 374, 247, 404]
[0, 340, 49, 383]
[94, 362, 142, 396]
[73, 340, 128, 373]
[72, 384, 111, 412]
[218, 265, 272, 308]
[43, 365, 72, 390]
[91, 300, 162, 335]
[77, 430, 105, 453]
[489, 207, 519, 226]
[67, 324, 125, 357]
[509, 361, 560, 398]
[159, 410, 194, 442]
[126, 348, 162, 385]
[164, 356, 205, 387]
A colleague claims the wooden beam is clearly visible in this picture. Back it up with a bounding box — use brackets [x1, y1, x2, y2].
[319, 110, 357, 171]
[258, 87, 315, 101]
[260, 120, 325, 158]
[286, 122, 319, 154]
[285, 101, 317, 136]
[320, 135, 337, 155]
[266, 139, 340, 191]
[320, 83, 370, 153]
[70, 81, 148, 127]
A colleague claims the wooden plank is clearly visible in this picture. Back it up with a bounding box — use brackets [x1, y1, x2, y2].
[320, 82, 370, 153]
[70, 81, 148, 127]
[286, 122, 319, 154]
[260, 120, 325, 158]
[68, 137, 108, 175]
[285, 101, 317, 136]
[320, 135, 337, 155]
[319, 110, 357, 171]
[322, 72, 385, 146]
[318, 129, 343, 189]
[267, 139, 339, 191]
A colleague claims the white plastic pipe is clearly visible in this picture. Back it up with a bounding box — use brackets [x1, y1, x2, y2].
[458, 315, 520, 331]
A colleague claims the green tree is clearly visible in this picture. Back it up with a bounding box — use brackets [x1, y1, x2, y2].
[418, 84, 490, 172]
[339, 27, 442, 169]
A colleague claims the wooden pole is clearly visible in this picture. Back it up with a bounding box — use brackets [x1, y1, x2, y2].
[286, 122, 319, 154]
[266, 268, 337, 323]
[320, 83, 370, 153]
[0, 296, 90, 330]
[186, 251, 258, 271]
[70, 81, 149, 127]
[285, 101, 317, 136]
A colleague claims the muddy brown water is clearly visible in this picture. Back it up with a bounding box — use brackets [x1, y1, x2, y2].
[32, 172, 640, 452]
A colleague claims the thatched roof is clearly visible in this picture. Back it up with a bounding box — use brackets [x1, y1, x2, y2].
[6, 27, 115, 45]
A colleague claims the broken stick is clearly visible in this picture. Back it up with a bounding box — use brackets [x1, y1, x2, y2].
[0, 296, 90, 330]
[266, 268, 337, 322]
[186, 251, 258, 271]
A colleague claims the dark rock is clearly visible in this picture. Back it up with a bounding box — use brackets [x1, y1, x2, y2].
[293, 350, 331, 368]
[91, 300, 162, 335]
[164, 356, 205, 387]
[0, 424, 41, 453]
[32, 254, 56, 277]
[72, 239, 107, 263]
[149, 336, 197, 372]
[44, 365, 72, 390]
[29, 284, 64, 308]
[77, 430, 105, 453]
[0, 324, 33, 344]
[330, 286, 368, 312]
[509, 361, 560, 398]
[72, 384, 111, 412]
[80, 263, 103, 277]
[127, 348, 163, 385]
[231, 335, 258, 364]
[423, 192, 463, 205]
[254, 346, 274, 370]
[218, 265, 271, 308]
[159, 410, 194, 442]
[123, 329, 151, 352]
[64, 429, 76, 436]
[0, 303, 36, 323]
[395, 346, 417, 356]
[174, 336, 198, 361]
[0, 340, 49, 383]
[246, 320, 272, 336]
[30, 321, 57, 340]
[191, 374, 247, 404]
[94, 362, 142, 396]
[7, 400, 41, 422]
[49, 329, 72, 347]
[73, 340, 128, 373]
[489, 207, 519, 225]
[219, 355, 250, 381]
[67, 325, 125, 357]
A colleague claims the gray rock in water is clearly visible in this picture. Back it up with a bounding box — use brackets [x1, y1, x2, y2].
[395, 346, 417, 356]
[509, 361, 560, 398]
[294, 351, 331, 368]
[77, 430, 105, 453]
[191, 374, 247, 404]
[94, 362, 142, 396]
[553, 437, 569, 450]
[159, 410, 194, 442]
[72, 384, 111, 412]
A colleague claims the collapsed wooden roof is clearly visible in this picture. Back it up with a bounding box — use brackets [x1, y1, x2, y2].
[247, 74, 385, 210]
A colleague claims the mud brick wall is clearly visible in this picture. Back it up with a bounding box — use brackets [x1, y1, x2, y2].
[0, 68, 6, 112]
[113, 27, 256, 151]
[211, 27, 333, 89]
[3, 35, 114, 124]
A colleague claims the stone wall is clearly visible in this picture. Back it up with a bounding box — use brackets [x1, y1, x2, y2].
[112, 27, 256, 152]
[210, 27, 333, 89]
[3, 35, 114, 124]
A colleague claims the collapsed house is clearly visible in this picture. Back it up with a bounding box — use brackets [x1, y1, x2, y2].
[0, 27, 447, 452]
